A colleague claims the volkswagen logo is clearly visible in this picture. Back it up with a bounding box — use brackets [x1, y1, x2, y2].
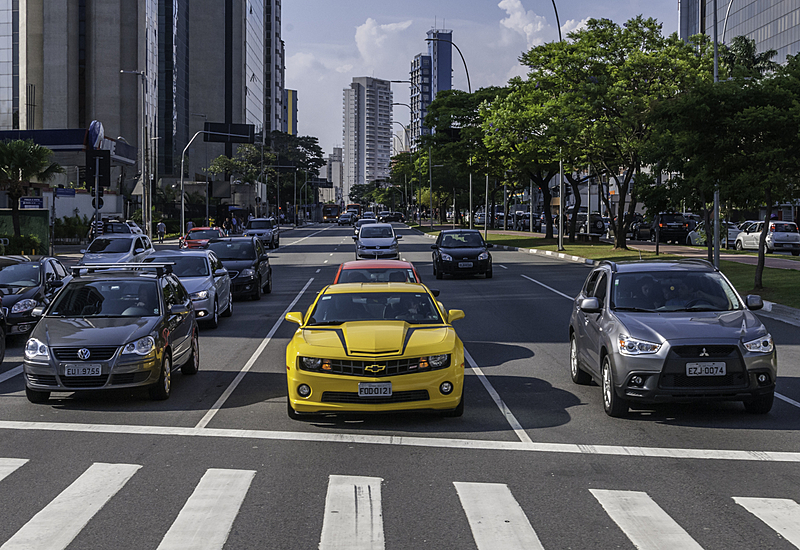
[699, 348, 709, 357]
[77, 348, 91, 360]
[365, 364, 385, 373]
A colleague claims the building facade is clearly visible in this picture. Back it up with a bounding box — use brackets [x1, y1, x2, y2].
[282, 88, 297, 135]
[325, 146, 343, 205]
[679, 0, 799, 62]
[409, 28, 452, 146]
[342, 77, 393, 202]
[265, 0, 283, 132]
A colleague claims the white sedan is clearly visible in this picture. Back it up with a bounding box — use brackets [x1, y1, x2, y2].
[686, 221, 741, 247]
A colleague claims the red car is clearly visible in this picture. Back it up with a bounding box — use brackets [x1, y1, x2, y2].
[179, 227, 224, 249]
[333, 259, 422, 284]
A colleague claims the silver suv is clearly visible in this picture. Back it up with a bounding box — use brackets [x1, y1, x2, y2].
[569, 259, 776, 417]
[243, 218, 279, 249]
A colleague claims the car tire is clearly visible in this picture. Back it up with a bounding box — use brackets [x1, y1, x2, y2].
[485, 266, 493, 279]
[735, 241, 743, 251]
[25, 386, 50, 404]
[149, 353, 172, 400]
[570, 335, 591, 385]
[181, 331, 200, 375]
[264, 270, 272, 294]
[602, 355, 628, 417]
[252, 276, 262, 301]
[441, 392, 464, 417]
[744, 391, 774, 414]
[287, 397, 301, 420]
[0, 326, 5, 365]
[765, 247, 773, 254]
[222, 297, 233, 317]
[793, 251, 799, 256]
[435, 262, 443, 280]
[206, 299, 219, 329]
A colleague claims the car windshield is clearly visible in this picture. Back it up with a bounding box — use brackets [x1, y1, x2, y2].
[772, 223, 798, 233]
[359, 226, 394, 239]
[441, 233, 485, 248]
[87, 238, 132, 253]
[48, 280, 161, 317]
[146, 256, 209, 277]
[308, 292, 442, 325]
[188, 229, 220, 240]
[207, 241, 256, 260]
[0, 263, 41, 287]
[103, 223, 131, 233]
[612, 271, 742, 312]
[357, 220, 377, 227]
[247, 220, 274, 229]
[338, 269, 416, 283]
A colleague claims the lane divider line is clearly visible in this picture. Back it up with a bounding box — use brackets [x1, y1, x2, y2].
[776, 393, 800, 409]
[521, 274, 574, 301]
[0, 365, 22, 383]
[194, 278, 314, 429]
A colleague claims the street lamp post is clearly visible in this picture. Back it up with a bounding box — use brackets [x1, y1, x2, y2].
[120, 69, 148, 236]
[191, 113, 209, 225]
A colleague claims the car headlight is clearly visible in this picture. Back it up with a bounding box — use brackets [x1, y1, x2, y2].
[478, 251, 489, 260]
[300, 357, 323, 370]
[25, 338, 49, 360]
[189, 290, 209, 301]
[240, 268, 256, 278]
[744, 334, 773, 354]
[618, 335, 661, 355]
[122, 336, 156, 356]
[427, 354, 449, 368]
[441, 253, 453, 261]
[12, 299, 38, 314]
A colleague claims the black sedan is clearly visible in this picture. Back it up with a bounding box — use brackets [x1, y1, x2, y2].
[206, 237, 272, 300]
[0, 256, 71, 338]
[431, 230, 493, 279]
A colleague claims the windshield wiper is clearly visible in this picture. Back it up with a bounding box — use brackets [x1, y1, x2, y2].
[307, 320, 347, 326]
[614, 307, 655, 312]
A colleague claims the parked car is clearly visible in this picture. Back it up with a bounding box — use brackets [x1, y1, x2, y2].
[146, 250, 232, 328]
[576, 212, 606, 235]
[179, 227, 225, 249]
[431, 229, 493, 279]
[242, 218, 280, 249]
[649, 212, 690, 243]
[283, 282, 465, 418]
[23, 262, 200, 403]
[735, 220, 800, 255]
[0, 256, 71, 337]
[333, 259, 422, 284]
[78, 234, 155, 265]
[569, 259, 776, 417]
[125, 220, 144, 234]
[338, 213, 353, 226]
[353, 223, 402, 260]
[686, 221, 742, 247]
[379, 212, 405, 223]
[206, 236, 272, 300]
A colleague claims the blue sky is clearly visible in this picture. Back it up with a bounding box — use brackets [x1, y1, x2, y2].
[282, 0, 680, 154]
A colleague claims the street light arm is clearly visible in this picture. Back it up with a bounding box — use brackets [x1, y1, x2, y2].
[550, 0, 562, 43]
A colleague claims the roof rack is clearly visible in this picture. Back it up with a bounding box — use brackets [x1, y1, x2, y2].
[72, 262, 174, 277]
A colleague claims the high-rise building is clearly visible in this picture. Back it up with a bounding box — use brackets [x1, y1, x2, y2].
[325, 146, 343, 205]
[158, 0, 189, 180]
[679, 0, 799, 62]
[342, 77, 393, 202]
[409, 29, 452, 146]
[265, 0, 284, 133]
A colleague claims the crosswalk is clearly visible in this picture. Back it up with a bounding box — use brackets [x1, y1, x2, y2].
[1, 457, 799, 549]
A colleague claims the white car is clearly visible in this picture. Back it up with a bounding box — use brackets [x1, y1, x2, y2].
[735, 220, 800, 255]
[125, 220, 144, 234]
[686, 221, 742, 246]
[78, 234, 155, 265]
[352, 223, 401, 259]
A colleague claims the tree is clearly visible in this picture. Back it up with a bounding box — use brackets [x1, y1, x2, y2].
[0, 139, 63, 237]
[720, 35, 779, 79]
[208, 144, 273, 185]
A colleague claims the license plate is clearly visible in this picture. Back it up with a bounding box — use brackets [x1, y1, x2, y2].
[686, 362, 726, 377]
[458, 262, 473, 268]
[358, 382, 392, 397]
[64, 364, 102, 377]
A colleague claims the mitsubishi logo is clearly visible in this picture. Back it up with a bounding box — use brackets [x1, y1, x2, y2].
[699, 348, 709, 357]
[365, 364, 385, 373]
[77, 348, 91, 360]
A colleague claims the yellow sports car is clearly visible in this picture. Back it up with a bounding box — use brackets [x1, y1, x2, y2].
[284, 282, 465, 418]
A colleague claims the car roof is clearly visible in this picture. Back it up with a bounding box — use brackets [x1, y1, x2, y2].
[92, 234, 140, 240]
[248, 218, 272, 222]
[0, 255, 49, 266]
[605, 259, 717, 274]
[189, 227, 214, 231]
[340, 259, 414, 270]
[208, 236, 255, 242]
[69, 269, 162, 281]
[323, 282, 431, 295]
[440, 229, 481, 235]
[359, 222, 393, 228]
[150, 249, 211, 258]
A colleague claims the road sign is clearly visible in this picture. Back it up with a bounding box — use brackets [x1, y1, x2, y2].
[92, 198, 104, 209]
[20, 197, 44, 209]
[203, 122, 255, 144]
[55, 188, 76, 197]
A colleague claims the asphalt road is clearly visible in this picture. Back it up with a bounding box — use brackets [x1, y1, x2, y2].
[0, 224, 799, 549]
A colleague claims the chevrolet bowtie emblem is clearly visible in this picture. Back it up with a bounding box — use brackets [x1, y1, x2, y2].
[699, 348, 709, 357]
[365, 364, 385, 373]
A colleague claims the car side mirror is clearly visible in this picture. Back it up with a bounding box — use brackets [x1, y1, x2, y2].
[80, 249, 86, 254]
[46, 280, 64, 291]
[396, 235, 402, 240]
[486, 243, 494, 248]
[448, 309, 465, 323]
[260, 254, 269, 262]
[32, 306, 45, 318]
[134, 248, 145, 254]
[431, 244, 439, 249]
[285, 311, 303, 325]
[429, 288, 440, 297]
[745, 295, 764, 311]
[170, 304, 190, 315]
[580, 297, 602, 313]
[352, 236, 358, 240]
[214, 269, 227, 278]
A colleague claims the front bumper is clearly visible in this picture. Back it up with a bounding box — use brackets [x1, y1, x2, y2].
[4, 310, 38, 336]
[439, 258, 490, 275]
[231, 276, 259, 297]
[356, 248, 399, 259]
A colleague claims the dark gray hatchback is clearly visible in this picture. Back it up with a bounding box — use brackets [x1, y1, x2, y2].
[23, 263, 199, 403]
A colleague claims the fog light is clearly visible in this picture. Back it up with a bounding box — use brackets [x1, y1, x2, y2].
[757, 373, 770, 386]
[440, 382, 453, 395]
[197, 311, 206, 317]
[630, 375, 644, 387]
[297, 384, 311, 397]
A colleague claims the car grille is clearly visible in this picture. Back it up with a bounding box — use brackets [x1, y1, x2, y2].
[26, 374, 57, 386]
[659, 345, 748, 389]
[302, 357, 450, 377]
[61, 375, 109, 388]
[52, 346, 118, 361]
[320, 390, 430, 404]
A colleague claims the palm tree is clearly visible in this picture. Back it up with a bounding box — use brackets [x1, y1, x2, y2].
[720, 36, 779, 79]
[0, 139, 63, 237]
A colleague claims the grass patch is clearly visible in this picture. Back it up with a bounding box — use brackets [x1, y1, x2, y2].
[717, 261, 800, 309]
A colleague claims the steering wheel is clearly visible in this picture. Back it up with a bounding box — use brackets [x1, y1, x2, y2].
[684, 298, 713, 309]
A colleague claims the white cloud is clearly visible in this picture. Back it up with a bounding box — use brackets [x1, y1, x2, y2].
[498, 0, 550, 47]
[562, 18, 589, 36]
[354, 18, 414, 67]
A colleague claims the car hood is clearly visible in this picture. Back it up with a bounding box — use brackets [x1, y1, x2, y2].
[299, 322, 454, 357]
[0, 285, 39, 303]
[616, 309, 767, 343]
[217, 259, 257, 271]
[440, 246, 487, 259]
[34, 316, 159, 348]
[357, 237, 396, 246]
[177, 277, 212, 294]
[80, 253, 131, 264]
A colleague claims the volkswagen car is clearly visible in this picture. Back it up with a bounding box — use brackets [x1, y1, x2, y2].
[23, 263, 199, 403]
[569, 259, 777, 417]
[284, 282, 465, 418]
[353, 223, 401, 259]
[431, 229, 493, 279]
[78, 234, 155, 265]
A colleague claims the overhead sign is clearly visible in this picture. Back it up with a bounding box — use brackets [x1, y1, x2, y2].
[55, 188, 76, 197]
[20, 197, 44, 209]
[203, 122, 255, 144]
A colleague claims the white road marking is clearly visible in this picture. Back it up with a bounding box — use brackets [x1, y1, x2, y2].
[157, 468, 256, 550]
[0, 458, 28, 483]
[0, 365, 22, 383]
[733, 497, 800, 547]
[498, 264, 508, 269]
[194, 278, 314, 429]
[590, 489, 703, 550]
[280, 226, 332, 248]
[521, 274, 574, 300]
[0, 462, 140, 550]
[464, 349, 532, 444]
[319, 475, 384, 550]
[324, 260, 329, 264]
[776, 392, 800, 409]
[455, 482, 544, 550]
[330, 253, 334, 256]
[2, 420, 798, 463]
[316, 269, 321, 273]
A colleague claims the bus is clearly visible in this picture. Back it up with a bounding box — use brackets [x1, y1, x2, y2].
[346, 204, 363, 218]
[322, 204, 341, 223]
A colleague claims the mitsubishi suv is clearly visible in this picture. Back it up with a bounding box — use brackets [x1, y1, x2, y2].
[569, 259, 776, 417]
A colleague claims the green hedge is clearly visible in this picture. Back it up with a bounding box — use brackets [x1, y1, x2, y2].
[0, 234, 42, 255]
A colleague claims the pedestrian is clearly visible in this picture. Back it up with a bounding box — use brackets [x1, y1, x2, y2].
[156, 220, 166, 244]
[231, 216, 238, 234]
[186, 219, 194, 233]
[223, 217, 231, 236]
